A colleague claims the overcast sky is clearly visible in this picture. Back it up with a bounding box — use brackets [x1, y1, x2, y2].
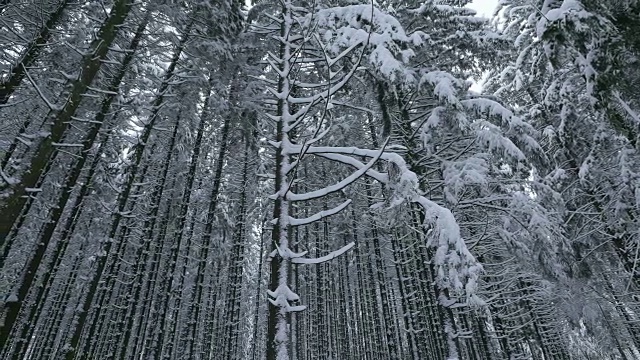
[467, 0, 500, 92]
[468, 0, 499, 17]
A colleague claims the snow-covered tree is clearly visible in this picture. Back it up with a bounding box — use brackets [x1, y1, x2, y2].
[1, 1, 638, 359]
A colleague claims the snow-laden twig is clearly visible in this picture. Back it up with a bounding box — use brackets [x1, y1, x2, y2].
[292, 242, 355, 264]
[295, 143, 481, 303]
[288, 199, 352, 226]
[286, 137, 388, 201]
[23, 64, 59, 110]
[613, 91, 640, 126]
[0, 168, 18, 186]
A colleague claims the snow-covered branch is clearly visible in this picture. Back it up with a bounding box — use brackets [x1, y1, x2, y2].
[291, 242, 355, 264]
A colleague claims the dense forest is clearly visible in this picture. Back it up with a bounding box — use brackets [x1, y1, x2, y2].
[0, 0, 639, 359]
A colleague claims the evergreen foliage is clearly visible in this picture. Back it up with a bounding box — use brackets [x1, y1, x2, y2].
[0, 0, 638, 359]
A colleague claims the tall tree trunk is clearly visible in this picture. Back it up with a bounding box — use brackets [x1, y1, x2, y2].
[135, 174, 181, 358]
[1, 106, 40, 169]
[0, 17, 147, 352]
[179, 111, 231, 358]
[251, 218, 267, 360]
[115, 112, 181, 360]
[76, 152, 154, 360]
[152, 86, 229, 359]
[0, 0, 70, 105]
[223, 136, 253, 359]
[0, 0, 132, 248]
[62, 18, 191, 359]
[6, 131, 109, 360]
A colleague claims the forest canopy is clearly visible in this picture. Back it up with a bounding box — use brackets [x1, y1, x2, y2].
[0, 0, 639, 359]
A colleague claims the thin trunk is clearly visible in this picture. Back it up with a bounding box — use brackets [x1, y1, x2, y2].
[116, 112, 181, 360]
[0, 17, 147, 352]
[77, 155, 153, 360]
[7, 132, 109, 360]
[390, 229, 418, 360]
[223, 138, 252, 359]
[266, 6, 293, 357]
[131, 172, 179, 359]
[1, 107, 38, 169]
[179, 110, 231, 355]
[62, 18, 191, 359]
[0, 0, 132, 248]
[154, 82, 229, 360]
[0, 0, 70, 105]
[251, 218, 267, 360]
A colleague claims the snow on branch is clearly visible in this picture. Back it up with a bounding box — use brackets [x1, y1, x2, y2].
[313, 152, 388, 183]
[291, 142, 482, 303]
[267, 284, 307, 313]
[288, 199, 352, 226]
[286, 138, 388, 202]
[23, 64, 59, 111]
[267, 283, 300, 302]
[613, 91, 640, 127]
[303, 4, 419, 82]
[291, 242, 355, 264]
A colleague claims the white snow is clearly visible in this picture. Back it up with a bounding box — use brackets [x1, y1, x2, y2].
[288, 199, 352, 226]
[291, 242, 355, 265]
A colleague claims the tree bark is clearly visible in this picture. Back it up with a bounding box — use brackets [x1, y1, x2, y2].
[0, 0, 132, 248]
[0, 0, 70, 105]
[0, 17, 147, 353]
[62, 17, 191, 359]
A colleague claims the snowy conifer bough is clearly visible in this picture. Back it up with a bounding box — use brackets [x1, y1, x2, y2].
[254, 2, 480, 359]
[2, 0, 638, 358]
